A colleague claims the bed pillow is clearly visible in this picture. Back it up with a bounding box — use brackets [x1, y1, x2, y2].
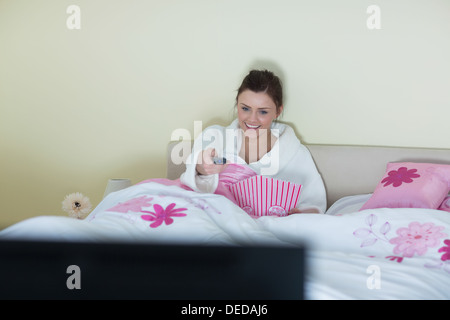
[359, 162, 450, 211]
[438, 196, 450, 212]
[326, 194, 372, 215]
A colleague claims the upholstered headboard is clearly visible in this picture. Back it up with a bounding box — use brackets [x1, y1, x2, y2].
[166, 141, 450, 208]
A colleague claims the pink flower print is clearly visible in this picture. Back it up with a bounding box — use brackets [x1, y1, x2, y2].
[381, 167, 420, 187]
[385, 256, 404, 263]
[107, 195, 153, 213]
[438, 239, 450, 261]
[141, 203, 187, 228]
[389, 222, 447, 258]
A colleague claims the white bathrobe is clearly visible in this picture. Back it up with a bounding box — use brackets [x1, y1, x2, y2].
[180, 119, 327, 213]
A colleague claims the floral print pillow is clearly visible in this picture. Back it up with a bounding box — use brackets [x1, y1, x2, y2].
[360, 162, 450, 211]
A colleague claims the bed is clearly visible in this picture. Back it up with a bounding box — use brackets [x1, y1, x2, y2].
[1, 141, 450, 300]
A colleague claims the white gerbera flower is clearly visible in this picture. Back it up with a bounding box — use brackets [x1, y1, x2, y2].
[62, 192, 92, 219]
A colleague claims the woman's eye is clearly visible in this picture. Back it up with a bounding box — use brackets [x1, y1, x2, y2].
[241, 106, 249, 111]
[259, 110, 268, 115]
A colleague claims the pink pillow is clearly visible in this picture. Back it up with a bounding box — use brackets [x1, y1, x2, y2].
[360, 162, 450, 211]
[438, 196, 450, 212]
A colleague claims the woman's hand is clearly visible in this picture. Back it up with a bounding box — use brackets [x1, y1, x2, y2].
[196, 148, 227, 176]
[288, 207, 320, 214]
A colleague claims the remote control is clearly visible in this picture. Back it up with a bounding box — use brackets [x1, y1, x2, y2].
[213, 157, 227, 165]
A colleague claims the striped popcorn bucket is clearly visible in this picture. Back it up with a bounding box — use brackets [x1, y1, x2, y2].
[228, 176, 302, 218]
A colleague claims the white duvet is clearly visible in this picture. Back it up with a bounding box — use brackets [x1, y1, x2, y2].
[1, 181, 449, 300]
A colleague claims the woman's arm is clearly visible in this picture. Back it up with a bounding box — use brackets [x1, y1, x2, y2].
[180, 125, 228, 193]
[288, 207, 320, 214]
[272, 140, 327, 214]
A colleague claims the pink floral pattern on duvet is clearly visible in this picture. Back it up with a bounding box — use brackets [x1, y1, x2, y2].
[390, 222, 446, 257]
[106, 197, 187, 228]
[107, 196, 154, 213]
[353, 214, 449, 272]
[141, 203, 187, 228]
[439, 240, 450, 261]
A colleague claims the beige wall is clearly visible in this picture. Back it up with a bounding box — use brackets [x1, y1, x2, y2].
[1, 0, 449, 227]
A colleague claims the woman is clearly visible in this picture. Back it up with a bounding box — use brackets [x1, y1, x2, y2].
[180, 70, 327, 214]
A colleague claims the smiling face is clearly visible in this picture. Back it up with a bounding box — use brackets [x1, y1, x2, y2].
[237, 90, 283, 137]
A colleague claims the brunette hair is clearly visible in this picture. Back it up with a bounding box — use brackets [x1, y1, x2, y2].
[236, 69, 283, 113]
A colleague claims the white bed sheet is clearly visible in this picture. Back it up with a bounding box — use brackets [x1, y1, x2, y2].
[325, 194, 372, 215]
[1, 182, 449, 300]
